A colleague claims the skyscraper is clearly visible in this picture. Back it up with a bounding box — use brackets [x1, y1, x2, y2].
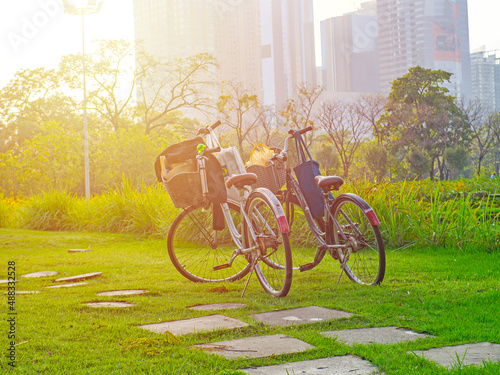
[377, 0, 472, 100]
[133, 0, 262, 98]
[321, 2, 379, 94]
[471, 50, 500, 112]
[260, 0, 317, 106]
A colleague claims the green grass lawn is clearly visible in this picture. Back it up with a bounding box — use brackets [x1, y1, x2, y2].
[1, 228, 499, 374]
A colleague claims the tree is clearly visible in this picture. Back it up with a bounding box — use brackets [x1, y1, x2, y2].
[247, 105, 283, 148]
[216, 81, 261, 154]
[362, 140, 389, 181]
[445, 146, 468, 179]
[379, 66, 470, 180]
[406, 146, 431, 180]
[279, 83, 323, 147]
[136, 52, 217, 135]
[0, 122, 83, 197]
[59, 40, 140, 132]
[355, 94, 387, 145]
[318, 99, 371, 178]
[461, 100, 495, 177]
[315, 143, 340, 174]
[0, 67, 78, 152]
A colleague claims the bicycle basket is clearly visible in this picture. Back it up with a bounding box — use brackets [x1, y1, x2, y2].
[163, 159, 206, 209]
[246, 159, 286, 194]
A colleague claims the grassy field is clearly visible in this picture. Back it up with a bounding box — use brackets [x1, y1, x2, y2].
[1, 228, 499, 374]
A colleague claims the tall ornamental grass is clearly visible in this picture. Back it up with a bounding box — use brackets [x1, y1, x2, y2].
[0, 194, 16, 228]
[15, 181, 179, 236]
[20, 190, 80, 231]
[3, 178, 500, 251]
[86, 180, 176, 237]
[348, 178, 500, 251]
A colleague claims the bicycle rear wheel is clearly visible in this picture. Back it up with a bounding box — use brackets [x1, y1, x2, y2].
[329, 194, 385, 285]
[167, 202, 251, 282]
[245, 190, 293, 297]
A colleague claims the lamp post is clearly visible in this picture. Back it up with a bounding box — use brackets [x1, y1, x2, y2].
[63, 0, 103, 203]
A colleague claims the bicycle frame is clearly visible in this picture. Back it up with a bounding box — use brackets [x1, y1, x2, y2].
[196, 152, 259, 262]
[277, 134, 349, 268]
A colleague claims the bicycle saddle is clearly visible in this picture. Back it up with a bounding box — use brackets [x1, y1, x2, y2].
[314, 176, 344, 191]
[226, 173, 258, 190]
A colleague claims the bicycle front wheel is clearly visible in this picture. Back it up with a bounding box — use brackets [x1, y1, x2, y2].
[330, 194, 385, 285]
[245, 190, 293, 297]
[167, 202, 251, 282]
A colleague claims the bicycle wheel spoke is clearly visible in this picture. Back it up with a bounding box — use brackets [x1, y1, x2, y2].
[331, 195, 385, 285]
[245, 191, 292, 297]
[168, 203, 251, 282]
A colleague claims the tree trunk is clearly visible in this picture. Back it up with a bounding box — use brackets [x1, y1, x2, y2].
[429, 157, 435, 180]
[477, 156, 483, 178]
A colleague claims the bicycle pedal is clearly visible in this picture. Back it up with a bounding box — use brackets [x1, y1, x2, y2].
[213, 264, 230, 271]
[299, 263, 314, 272]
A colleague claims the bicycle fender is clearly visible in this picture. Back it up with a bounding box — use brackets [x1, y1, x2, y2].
[250, 188, 290, 233]
[338, 193, 380, 226]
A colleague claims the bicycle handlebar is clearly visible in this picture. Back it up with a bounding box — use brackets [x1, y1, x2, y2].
[287, 126, 312, 136]
[210, 120, 221, 130]
[197, 120, 222, 136]
[278, 126, 313, 157]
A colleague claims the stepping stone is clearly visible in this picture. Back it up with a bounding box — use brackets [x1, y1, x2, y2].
[139, 314, 248, 336]
[68, 249, 92, 253]
[96, 289, 147, 296]
[195, 334, 314, 359]
[54, 272, 102, 283]
[84, 301, 134, 308]
[253, 306, 352, 326]
[22, 271, 58, 278]
[242, 355, 378, 374]
[0, 280, 18, 284]
[322, 326, 431, 345]
[411, 342, 500, 369]
[188, 303, 246, 311]
[45, 282, 88, 289]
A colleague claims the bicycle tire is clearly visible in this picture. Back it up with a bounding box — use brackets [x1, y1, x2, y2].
[245, 190, 293, 297]
[282, 177, 327, 270]
[329, 194, 385, 285]
[167, 202, 251, 282]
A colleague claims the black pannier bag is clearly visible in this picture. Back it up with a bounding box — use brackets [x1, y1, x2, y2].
[154, 137, 227, 230]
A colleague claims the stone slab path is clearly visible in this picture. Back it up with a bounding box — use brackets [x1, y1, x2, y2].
[242, 355, 378, 374]
[128, 303, 499, 371]
[22, 271, 58, 278]
[45, 282, 88, 289]
[411, 342, 500, 369]
[195, 334, 314, 359]
[322, 326, 431, 345]
[96, 289, 147, 296]
[188, 302, 246, 311]
[253, 306, 352, 326]
[138, 314, 248, 335]
[85, 301, 134, 308]
[54, 272, 102, 283]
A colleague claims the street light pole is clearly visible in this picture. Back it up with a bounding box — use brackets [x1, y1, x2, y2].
[63, 0, 103, 203]
[81, 11, 90, 202]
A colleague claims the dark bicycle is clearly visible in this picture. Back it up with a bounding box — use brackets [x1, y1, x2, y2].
[247, 126, 385, 286]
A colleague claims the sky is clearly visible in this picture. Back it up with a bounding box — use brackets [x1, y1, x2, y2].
[1, 0, 500, 89]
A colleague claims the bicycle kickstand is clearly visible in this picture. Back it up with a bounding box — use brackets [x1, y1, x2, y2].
[336, 252, 346, 286]
[336, 268, 344, 286]
[241, 257, 257, 298]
